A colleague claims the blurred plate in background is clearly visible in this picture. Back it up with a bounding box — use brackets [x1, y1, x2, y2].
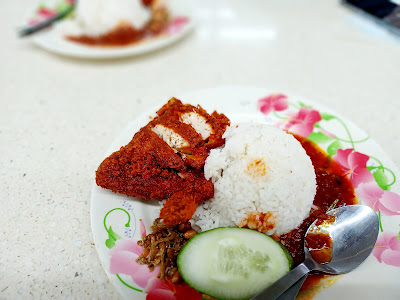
[27, 0, 195, 59]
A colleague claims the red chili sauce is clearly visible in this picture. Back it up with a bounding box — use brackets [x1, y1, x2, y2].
[306, 232, 333, 264]
[277, 135, 357, 291]
[67, 1, 169, 47]
[67, 26, 151, 46]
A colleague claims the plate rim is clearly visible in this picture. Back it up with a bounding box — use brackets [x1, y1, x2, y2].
[90, 86, 400, 300]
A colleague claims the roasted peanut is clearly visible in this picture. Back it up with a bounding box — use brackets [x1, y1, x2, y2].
[178, 221, 192, 233]
[171, 269, 182, 284]
[183, 229, 197, 239]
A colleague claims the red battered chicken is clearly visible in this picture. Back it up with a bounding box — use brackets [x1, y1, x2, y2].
[96, 98, 230, 224]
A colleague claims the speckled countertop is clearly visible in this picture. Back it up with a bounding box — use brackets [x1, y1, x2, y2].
[1, 0, 400, 299]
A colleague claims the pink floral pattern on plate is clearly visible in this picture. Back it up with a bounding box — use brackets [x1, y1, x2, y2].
[333, 149, 375, 189]
[106, 219, 202, 299]
[257, 93, 289, 114]
[257, 93, 400, 268]
[373, 232, 400, 267]
[28, 0, 74, 25]
[102, 92, 400, 300]
[110, 239, 159, 289]
[279, 107, 322, 138]
[164, 17, 190, 35]
[356, 182, 400, 216]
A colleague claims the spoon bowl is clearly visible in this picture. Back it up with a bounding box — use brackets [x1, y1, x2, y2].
[251, 205, 379, 300]
[311, 205, 379, 274]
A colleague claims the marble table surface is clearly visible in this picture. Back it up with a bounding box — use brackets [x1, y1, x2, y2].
[1, 0, 400, 299]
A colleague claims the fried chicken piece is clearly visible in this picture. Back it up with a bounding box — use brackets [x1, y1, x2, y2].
[207, 111, 231, 149]
[160, 172, 214, 225]
[96, 98, 230, 224]
[151, 119, 208, 169]
[156, 98, 230, 150]
[96, 127, 187, 200]
[160, 191, 198, 225]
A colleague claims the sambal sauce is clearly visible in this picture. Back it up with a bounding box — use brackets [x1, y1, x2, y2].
[67, 25, 149, 46]
[66, 4, 170, 47]
[277, 134, 357, 291]
[306, 232, 333, 264]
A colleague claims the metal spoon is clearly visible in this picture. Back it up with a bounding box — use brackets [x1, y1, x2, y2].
[251, 205, 379, 300]
[275, 275, 307, 300]
[18, 1, 76, 37]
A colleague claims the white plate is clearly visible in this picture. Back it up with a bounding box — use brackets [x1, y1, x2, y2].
[91, 87, 400, 299]
[28, 0, 195, 59]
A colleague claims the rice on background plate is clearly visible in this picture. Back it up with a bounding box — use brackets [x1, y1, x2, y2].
[56, 0, 152, 37]
[192, 123, 317, 235]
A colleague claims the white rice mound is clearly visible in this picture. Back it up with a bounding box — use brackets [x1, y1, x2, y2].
[192, 123, 317, 236]
[56, 0, 151, 37]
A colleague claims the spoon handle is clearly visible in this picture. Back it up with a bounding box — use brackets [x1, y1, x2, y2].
[250, 263, 310, 300]
[18, 3, 75, 37]
[276, 274, 308, 300]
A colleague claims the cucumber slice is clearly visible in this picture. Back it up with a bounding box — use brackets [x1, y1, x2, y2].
[177, 227, 293, 300]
